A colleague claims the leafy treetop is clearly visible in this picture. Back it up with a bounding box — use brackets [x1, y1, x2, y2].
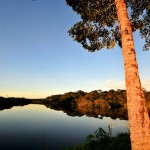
[66, 0, 150, 51]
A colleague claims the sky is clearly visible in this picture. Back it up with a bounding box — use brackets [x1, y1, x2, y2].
[0, 0, 149, 98]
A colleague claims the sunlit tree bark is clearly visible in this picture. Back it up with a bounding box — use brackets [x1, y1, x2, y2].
[115, 0, 150, 149]
[66, 0, 150, 148]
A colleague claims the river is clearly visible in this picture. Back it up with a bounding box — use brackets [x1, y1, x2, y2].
[0, 104, 129, 150]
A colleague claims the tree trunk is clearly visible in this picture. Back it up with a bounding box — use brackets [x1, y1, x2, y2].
[115, 0, 150, 149]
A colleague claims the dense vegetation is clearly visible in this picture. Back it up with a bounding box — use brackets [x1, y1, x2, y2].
[64, 127, 131, 150]
[44, 89, 150, 119]
[0, 89, 150, 119]
[66, 0, 150, 51]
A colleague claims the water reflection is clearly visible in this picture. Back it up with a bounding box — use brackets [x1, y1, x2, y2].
[0, 104, 129, 150]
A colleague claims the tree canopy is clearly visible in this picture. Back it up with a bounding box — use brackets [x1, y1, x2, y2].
[66, 0, 150, 51]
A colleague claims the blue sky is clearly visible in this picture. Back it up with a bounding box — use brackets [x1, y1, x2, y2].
[0, 0, 149, 98]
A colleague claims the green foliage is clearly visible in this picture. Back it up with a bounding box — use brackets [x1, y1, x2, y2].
[64, 127, 131, 150]
[85, 128, 110, 150]
[66, 0, 150, 51]
[109, 133, 131, 150]
[127, 0, 150, 50]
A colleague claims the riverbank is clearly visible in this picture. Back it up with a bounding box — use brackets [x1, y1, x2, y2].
[0, 89, 150, 120]
[0, 97, 32, 110]
[42, 89, 150, 119]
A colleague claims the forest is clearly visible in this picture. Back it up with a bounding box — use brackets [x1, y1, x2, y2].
[1, 89, 150, 120]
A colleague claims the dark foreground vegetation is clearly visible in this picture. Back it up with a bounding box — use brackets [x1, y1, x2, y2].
[63, 127, 131, 150]
[0, 89, 150, 119]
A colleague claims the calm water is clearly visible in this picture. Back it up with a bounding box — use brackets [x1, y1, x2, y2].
[0, 104, 129, 150]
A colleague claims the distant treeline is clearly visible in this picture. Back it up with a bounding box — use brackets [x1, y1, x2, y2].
[0, 97, 32, 110]
[0, 89, 150, 119]
[43, 89, 150, 119]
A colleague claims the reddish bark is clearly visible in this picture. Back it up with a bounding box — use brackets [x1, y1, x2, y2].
[115, 0, 150, 149]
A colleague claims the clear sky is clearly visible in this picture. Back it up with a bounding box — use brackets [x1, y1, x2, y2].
[0, 0, 149, 98]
